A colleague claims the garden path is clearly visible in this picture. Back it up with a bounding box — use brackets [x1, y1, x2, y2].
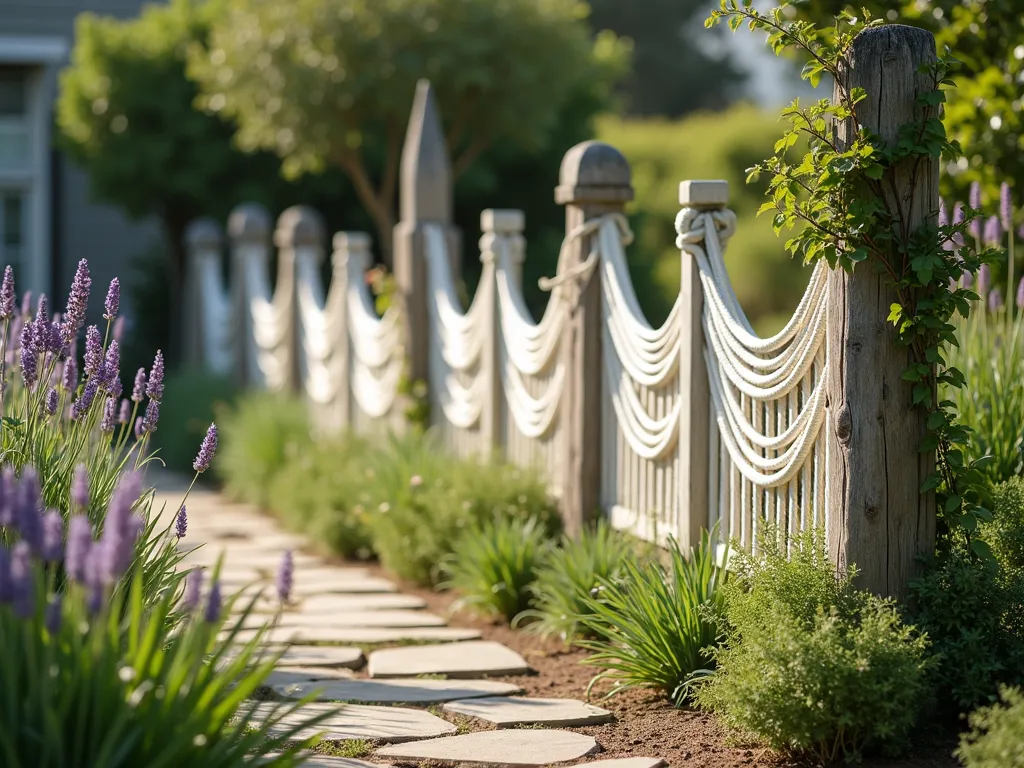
[151, 471, 669, 768]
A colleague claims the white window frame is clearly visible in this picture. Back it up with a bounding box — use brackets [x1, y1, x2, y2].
[0, 36, 69, 296]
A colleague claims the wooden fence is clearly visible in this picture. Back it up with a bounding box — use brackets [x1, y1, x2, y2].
[184, 26, 938, 600]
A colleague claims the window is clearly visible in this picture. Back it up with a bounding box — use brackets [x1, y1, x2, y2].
[0, 67, 31, 174]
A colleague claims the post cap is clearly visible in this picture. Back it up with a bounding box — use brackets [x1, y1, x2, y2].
[555, 141, 634, 205]
[679, 180, 730, 208]
[227, 203, 272, 243]
[481, 209, 525, 235]
[274, 206, 324, 249]
[184, 218, 223, 250]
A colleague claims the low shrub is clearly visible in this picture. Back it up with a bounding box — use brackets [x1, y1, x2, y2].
[216, 391, 313, 507]
[153, 368, 239, 474]
[957, 687, 1024, 768]
[518, 520, 641, 643]
[908, 545, 1024, 714]
[697, 528, 931, 763]
[577, 530, 725, 704]
[364, 432, 560, 586]
[986, 477, 1024, 571]
[442, 515, 553, 622]
[265, 436, 376, 561]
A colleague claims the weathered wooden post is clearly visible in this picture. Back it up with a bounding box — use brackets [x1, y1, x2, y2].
[393, 80, 461, 392]
[182, 217, 223, 371]
[677, 180, 727, 551]
[276, 205, 325, 397]
[826, 25, 938, 600]
[329, 231, 369, 432]
[227, 203, 272, 388]
[555, 141, 634, 537]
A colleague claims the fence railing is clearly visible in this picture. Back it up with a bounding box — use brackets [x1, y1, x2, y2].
[186, 24, 940, 601]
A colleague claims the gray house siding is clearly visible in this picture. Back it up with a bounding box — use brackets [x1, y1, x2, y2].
[0, 0, 162, 324]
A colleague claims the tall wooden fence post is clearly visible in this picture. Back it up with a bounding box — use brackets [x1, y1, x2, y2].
[182, 217, 223, 371]
[826, 25, 938, 600]
[227, 203, 272, 388]
[275, 205, 325, 396]
[678, 180, 728, 551]
[393, 80, 461, 395]
[555, 141, 634, 537]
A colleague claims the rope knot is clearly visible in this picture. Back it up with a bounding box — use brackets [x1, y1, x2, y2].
[538, 213, 634, 293]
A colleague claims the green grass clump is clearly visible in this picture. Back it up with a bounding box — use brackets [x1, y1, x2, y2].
[957, 687, 1024, 768]
[442, 515, 553, 622]
[154, 368, 240, 473]
[216, 391, 313, 507]
[576, 529, 725, 704]
[986, 477, 1024, 571]
[697, 527, 931, 764]
[517, 520, 641, 643]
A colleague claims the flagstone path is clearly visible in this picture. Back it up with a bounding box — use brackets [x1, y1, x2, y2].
[154, 472, 669, 768]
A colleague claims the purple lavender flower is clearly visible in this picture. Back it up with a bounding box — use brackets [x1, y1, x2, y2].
[1001, 182, 1014, 231]
[45, 595, 62, 634]
[101, 340, 120, 391]
[20, 321, 38, 389]
[132, 368, 146, 403]
[0, 546, 11, 603]
[963, 270, 974, 290]
[984, 215, 1003, 247]
[61, 259, 91, 346]
[141, 399, 159, 434]
[72, 464, 89, 511]
[10, 541, 33, 619]
[41, 510, 64, 562]
[100, 397, 117, 433]
[1017, 277, 1024, 309]
[62, 356, 78, 391]
[0, 467, 15, 527]
[952, 202, 967, 248]
[103, 278, 119, 320]
[183, 568, 203, 611]
[72, 379, 99, 420]
[205, 580, 222, 623]
[118, 398, 131, 425]
[969, 181, 982, 241]
[112, 316, 125, 345]
[65, 516, 93, 582]
[193, 423, 218, 473]
[989, 288, 1004, 313]
[17, 468, 43, 555]
[84, 326, 102, 378]
[20, 291, 31, 320]
[938, 198, 948, 228]
[44, 387, 58, 416]
[146, 350, 164, 402]
[978, 264, 992, 296]
[96, 471, 143, 584]
[175, 505, 187, 539]
[0, 266, 14, 319]
[277, 549, 294, 604]
[134, 417, 144, 440]
[35, 294, 49, 326]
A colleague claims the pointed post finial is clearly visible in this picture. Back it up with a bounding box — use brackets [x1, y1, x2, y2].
[400, 79, 452, 224]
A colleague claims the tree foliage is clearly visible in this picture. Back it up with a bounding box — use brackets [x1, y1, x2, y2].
[186, 0, 628, 260]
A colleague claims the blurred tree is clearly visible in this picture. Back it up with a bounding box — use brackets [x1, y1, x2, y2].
[588, 0, 747, 116]
[56, 0, 368, 365]
[186, 0, 628, 263]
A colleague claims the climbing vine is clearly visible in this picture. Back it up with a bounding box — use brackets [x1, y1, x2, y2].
[706, 2, 1001, 558]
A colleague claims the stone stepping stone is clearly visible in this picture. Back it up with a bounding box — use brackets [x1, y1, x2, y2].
[258, 756, 393, 768]
[299, 593, 427, 612]
[271, 645, 365, 669]
[369, 641, 528, 679]
[244, 701, 456, 743]
[263, 666, 355, 688]
[274, 677, 523, 704]
[291, 575, 398, 596]
[579, 759, 667, 768]
[277, 610, 447, 629]
[225, 625, 481, 646]
[443, 697, 614, 728]
[375, 729, 600, 766]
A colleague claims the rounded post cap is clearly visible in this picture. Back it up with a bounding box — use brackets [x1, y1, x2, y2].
[274, 205, 324, 249]
[481, 209, 525, 235]
[227, 203, 272, 243]
[332, 231, 373, 252]
[184, 217, 223, 250]
[555, 141, 634, 205]
[679, 180, 730, 208]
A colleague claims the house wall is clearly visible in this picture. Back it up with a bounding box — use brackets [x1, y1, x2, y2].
[0, 0, 163, 325]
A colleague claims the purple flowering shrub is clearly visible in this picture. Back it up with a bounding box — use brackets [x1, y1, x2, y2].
[944, 182, 1024, 485]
